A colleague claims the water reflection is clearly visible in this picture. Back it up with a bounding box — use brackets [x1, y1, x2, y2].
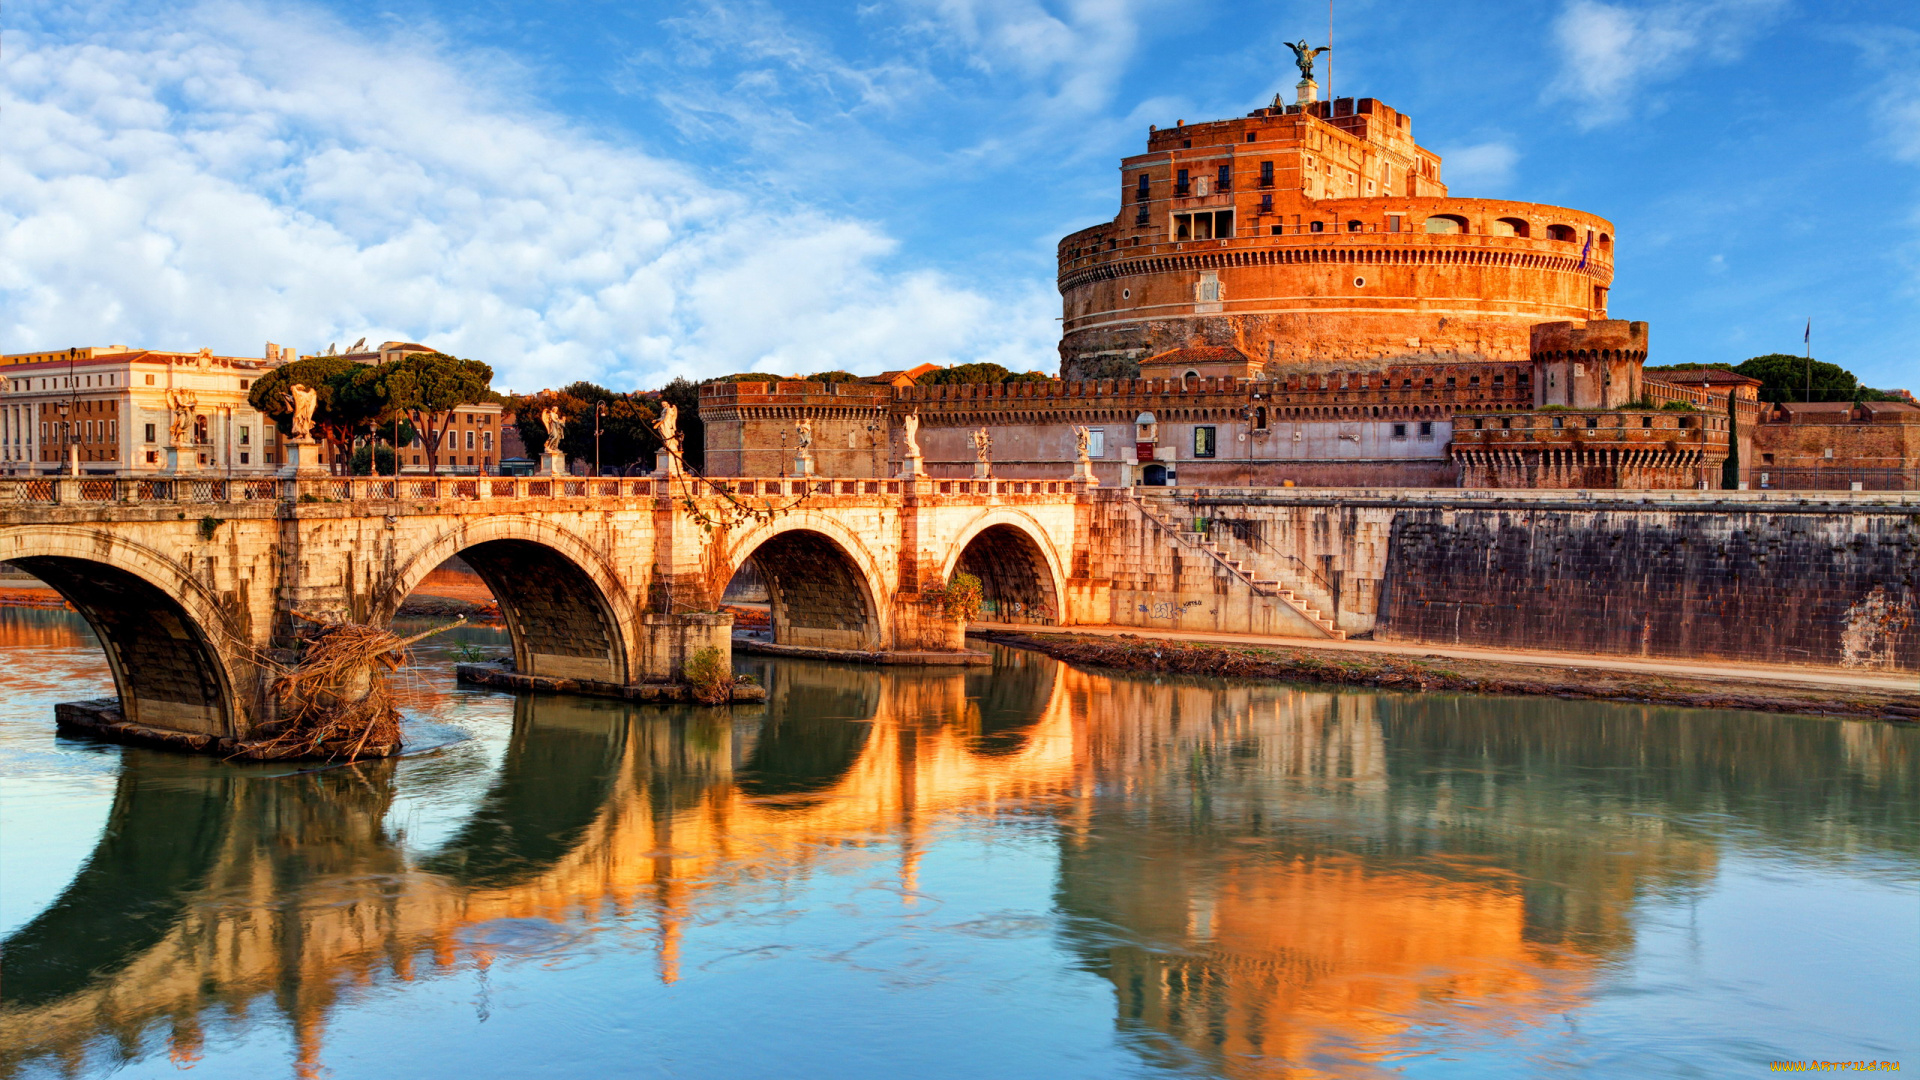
[0, 616, 1914, 1079]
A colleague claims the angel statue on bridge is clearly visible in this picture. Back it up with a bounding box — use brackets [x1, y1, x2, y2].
[901, 412, 922, 459]
[658, 400, 681, 456]
[285, 384, 317, 441]
[1287, 39, 1329, 82]
[1073, 424, 1092, 462]
[167, 388, 197, 445]
[795, 418, 813, 449]
[539, 405, 567, 449]
[971, 427, 992, 462]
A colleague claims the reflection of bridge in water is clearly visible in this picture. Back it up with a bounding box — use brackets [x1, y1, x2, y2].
[3, 648, 1913, 1078]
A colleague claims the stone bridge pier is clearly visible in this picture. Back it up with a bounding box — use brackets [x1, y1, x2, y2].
[0, 474, 1105, 743]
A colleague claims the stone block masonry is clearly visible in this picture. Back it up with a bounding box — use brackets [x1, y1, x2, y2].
[1154, 488, 1920, 671]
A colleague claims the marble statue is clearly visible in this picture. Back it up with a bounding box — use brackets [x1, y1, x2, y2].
[286, 384, 317, 440]
[902, 413, 922, 458]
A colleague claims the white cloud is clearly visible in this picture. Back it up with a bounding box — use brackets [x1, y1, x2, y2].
[0, 1, 1059, 392]
[1546, 0, 1785, 127]
[1437, 141, 1520, 193]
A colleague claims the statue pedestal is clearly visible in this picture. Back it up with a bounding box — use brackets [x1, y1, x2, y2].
[278, 438, 328, 478]
[163, 447, 181, 475]
[899, 455, 926, 479]
[793, 453, 814, 477]
[538, 451, 568, 476]
[973, 460, 992, 480]
[66, 443, 82, 477]
[654, 449, 682, 478]
[1295, 77, 1318, 106]
[1072, 458, 1099, 486]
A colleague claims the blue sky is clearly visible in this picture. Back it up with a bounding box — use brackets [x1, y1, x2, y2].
[4, 0, 1917, 393]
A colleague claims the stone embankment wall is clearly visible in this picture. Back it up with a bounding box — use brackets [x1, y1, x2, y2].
[1140, 489, 1920, 671]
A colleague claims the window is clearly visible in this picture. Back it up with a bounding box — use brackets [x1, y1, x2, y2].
[1491, 217, 1530, 237]
[146, 450, 158, 464]
[1193, 426, 1217, 457]
[240, 425, 250, 445]
[1469, 375, 1481, 387]
[466, 430, 475, 450]
[1552, 416, 1565, 429]
[1175, 168, 1190, 195]
[1762, 453, 1774, 464]
[1253, 407, 1267, 431]
[1493, 374, 1504, 386]
[1135, 173, 1149, 201]
[240, 379, 250, 389]
[240, 452, 249, 464]
[1473, 418, 1485, 430]
[1418, 421, 1434, 439]
[145, 374, 154, 385]
[1270, 225, 1283, 235]
[1346, 219, 1362, 232]
[1259, 161, 1273, 186]
[1642, 416, 1653, 428]
[1424, 215, 1467, 234]
[483, 432, 494, 452]
[1586, 416, 1598, 429]
[1217, 164, 1231, 190]
[1260, 193, 1273, 213]
[1501, 417, 1512, 429]
[144, 423, 155, 443]
[1422, 377, 1433, 388]
[1310, 220, 1324, 233]
[1547, 223, 1577, 242]
[1446, 377, 1456, 389]
[1245, 132, 1255, 142]
[1391, 423, 1408, 439]
[1388, 214, 1402, 233]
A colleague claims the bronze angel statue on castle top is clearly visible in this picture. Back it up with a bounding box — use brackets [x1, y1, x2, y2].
[1287, 39, 1329, 82]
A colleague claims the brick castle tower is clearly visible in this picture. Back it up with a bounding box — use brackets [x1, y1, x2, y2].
[1056, 93, 1615, 380]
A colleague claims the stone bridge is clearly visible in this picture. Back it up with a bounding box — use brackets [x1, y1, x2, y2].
[0, 473, 1119, 740]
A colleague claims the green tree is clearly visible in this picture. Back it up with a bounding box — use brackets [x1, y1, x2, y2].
[247, 357, 384, 472]
[512, 383, 660, 475]
[803, 370, 859, 384]
[1734, 354, 1872, 404]
[359, 352, 494, 474]
[919, 362, 1052, 385]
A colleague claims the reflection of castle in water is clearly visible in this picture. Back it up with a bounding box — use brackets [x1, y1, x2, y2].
[2, 650, 1913, 1078]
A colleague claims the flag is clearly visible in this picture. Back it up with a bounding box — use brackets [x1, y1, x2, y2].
[1577, 232, 1592, 269]
[1804, 319, 1810, 347]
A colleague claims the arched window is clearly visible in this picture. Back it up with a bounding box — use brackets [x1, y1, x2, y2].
[1309, 220, 1325, 233]
[1491, 217, 1530, 237]
[1346, 219, 1362, 232]
[192, 416, 208, 444]
[1598, 232, 1612, 252]
[1547, 224, 1577, 242]
[1423, 214, 1467, 234]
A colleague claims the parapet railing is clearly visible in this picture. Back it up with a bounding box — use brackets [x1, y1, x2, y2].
[0, 473, 1089, 508]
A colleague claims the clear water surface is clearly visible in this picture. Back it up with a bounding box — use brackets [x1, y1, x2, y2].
[0, 607, 1914, 1079]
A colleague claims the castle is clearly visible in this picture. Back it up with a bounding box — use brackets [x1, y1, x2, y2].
[699, 74, 1914, 493]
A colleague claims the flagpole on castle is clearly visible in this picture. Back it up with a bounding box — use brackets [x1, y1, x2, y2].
[1804, 318, 1812, 403]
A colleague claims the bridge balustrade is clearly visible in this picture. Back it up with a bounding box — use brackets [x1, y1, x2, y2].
[0, 473, 1083, 508]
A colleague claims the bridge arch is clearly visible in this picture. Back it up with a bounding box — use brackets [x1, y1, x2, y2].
[0, 527, 243, 736]
[722, 515, 888, 651]
[940, 510, 1066, 626]
[378, 516, 636, 685]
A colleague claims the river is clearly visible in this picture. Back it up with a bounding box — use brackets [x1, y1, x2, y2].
[0, 607, 1914, 1078]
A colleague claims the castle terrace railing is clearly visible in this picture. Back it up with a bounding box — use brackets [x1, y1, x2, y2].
[0, 474, 1090, 508]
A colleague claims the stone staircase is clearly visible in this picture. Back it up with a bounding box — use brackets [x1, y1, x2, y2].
[1130, 498, 1346, 640]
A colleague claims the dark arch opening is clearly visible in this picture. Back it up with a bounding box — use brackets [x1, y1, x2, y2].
[954, 524, 1059, 625]
[451, 540, 626, 684]
[9, 556, 231, 736]
[738, 529, 878, 650]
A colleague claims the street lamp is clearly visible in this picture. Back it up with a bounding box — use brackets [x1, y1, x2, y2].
[594, 401, 604, 477]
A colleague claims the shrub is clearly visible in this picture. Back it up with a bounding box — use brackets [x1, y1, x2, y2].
[683, 646, 734, 705]
[942, 571, 984, 623]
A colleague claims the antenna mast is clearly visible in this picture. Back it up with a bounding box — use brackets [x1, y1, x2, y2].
[1327, 0, 1334, 104]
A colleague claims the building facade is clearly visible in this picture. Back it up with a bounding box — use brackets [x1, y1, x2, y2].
[1, 347, 285, 475]
[1056, 96, 1613, 381]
